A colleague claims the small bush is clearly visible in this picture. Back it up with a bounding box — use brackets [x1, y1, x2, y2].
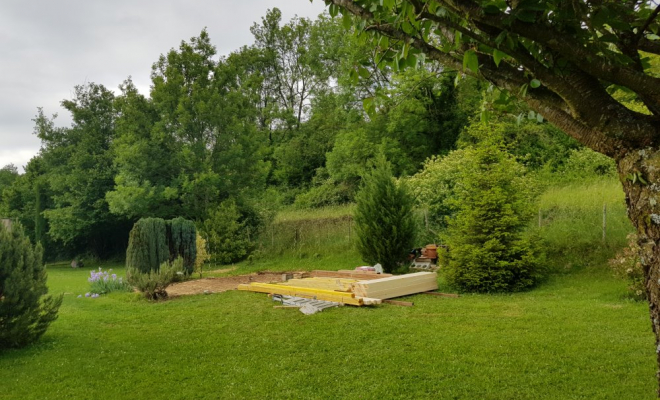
[127, 257, 184, 300]
[201, 200, 252, 264]
[552, 148, 617, 182]
[87, 267, 132, 295]
[0, 223, 63, 349]
[195, 233, 211, 278]
[609, 233, 646, 300]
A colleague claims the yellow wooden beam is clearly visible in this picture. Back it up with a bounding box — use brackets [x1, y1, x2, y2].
[238, 283, 363, 306]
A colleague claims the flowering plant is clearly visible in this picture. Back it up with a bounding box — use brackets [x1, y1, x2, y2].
[87, 267, 132, 295]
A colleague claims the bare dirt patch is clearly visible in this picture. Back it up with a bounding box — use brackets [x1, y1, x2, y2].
[167, 272, 288, 297]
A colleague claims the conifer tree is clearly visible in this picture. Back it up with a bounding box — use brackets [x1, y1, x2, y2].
[354, 155, 415, 273]
[443, 138, 545, 292]
[0, 222, 62, 349]
[126, 218, 169, 273]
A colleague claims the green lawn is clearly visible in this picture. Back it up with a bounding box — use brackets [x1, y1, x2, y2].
[0, 262, 655, 399]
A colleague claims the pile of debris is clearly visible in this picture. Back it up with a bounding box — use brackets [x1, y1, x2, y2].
[238, 269, 439, 314]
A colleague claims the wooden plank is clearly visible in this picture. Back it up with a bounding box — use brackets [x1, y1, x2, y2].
[351, 272, 438, 299]
[310, 270, 393, 280]
[383, 299, 414, 307]
[422, 291, 456, 297]
[278, 277, 357, 291]
[238, 283, 363, 306]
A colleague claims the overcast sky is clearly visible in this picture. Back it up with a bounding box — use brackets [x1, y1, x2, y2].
[0, 0, 326, 172]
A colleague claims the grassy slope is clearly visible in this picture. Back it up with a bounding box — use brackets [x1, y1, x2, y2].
[0, 262, 655, 399]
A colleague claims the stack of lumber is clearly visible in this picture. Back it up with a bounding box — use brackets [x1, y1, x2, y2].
[310, 270, 392, 280]
[237, 282, 382, 305]
[279, 277, 357, 292]
[238, 270, 438, 307]
[351, 272, 438, 300]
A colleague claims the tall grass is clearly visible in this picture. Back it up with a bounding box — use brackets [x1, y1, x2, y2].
[274, 204, 356, 223]
[536, 179, 632, 271]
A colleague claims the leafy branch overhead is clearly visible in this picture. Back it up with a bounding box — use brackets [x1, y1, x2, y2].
[324, 0, 660, 158]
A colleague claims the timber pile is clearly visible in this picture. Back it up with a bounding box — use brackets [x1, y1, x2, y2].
[238, 270, 439, 307]
[351, 272, 438, 300]
[310, 270, 393, 280]
[237, 282, 381, 305]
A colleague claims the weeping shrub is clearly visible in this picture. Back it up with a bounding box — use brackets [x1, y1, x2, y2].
[126, 218, 169, 274]
[0, 223, 63, 349]
[126, 217, 196, 275]
[167, 217, 196, 275]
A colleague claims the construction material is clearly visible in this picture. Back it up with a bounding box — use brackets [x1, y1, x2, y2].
[311, 270, 392, 280]
[383, 299, 414, 307]
[279, 277, 357, 292]
[422, 291, 459, 298]
[272, 295, 341, 315]
[351, 272, 438, 300]
[239, 282, 366, 305]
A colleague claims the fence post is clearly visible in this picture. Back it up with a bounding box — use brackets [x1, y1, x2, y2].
[602, 203, 607, 242]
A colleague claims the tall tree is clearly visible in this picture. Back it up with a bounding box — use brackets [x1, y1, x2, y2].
[33, 84, 129, 257]
[321, 0, 660, 390]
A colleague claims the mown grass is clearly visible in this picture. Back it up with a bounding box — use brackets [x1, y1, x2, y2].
[0, 261, 655, 399]
[2, 180, 656, 399]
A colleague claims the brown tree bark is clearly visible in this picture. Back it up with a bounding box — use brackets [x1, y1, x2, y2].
[618, 147, 660, 393]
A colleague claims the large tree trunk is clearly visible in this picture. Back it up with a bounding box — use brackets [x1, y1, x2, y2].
[618, 149, 660, 395]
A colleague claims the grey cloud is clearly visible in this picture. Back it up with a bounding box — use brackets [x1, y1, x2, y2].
[0, 0, 326, 171]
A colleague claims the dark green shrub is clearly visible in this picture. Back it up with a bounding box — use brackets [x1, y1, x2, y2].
[443, 139, 546, 292]
[167, 217, 196, 275]
[126, 218, 169, 273]
[127, 257, 184, 300]
[201, 200, 252, 264]
[0, 223, 63, 349]
[354, 155, 416, 273]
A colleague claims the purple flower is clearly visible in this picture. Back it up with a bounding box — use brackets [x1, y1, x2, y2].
[85, 292, 91, 297]
[77, 295, 82, 298]
[91, 293, 100, 298]
[111, 274, 117, 280]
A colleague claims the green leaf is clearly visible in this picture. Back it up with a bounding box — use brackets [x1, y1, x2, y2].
[528, 110, 536, 120]
[329, 3, 338, 18]
[530, 79, 541, 88]
[362, 97, 376, 117]
[358, 66, 370, 79]
[342, 13, 352, 29]
[378, 35, 389, 50]
[463, 50, 479, 74]
[402, 21, 414, 35]
[536, 113, 544, 123]
[493, 49, 506, 67]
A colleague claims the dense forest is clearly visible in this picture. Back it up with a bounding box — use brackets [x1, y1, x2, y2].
[0, 8, 609, 262]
